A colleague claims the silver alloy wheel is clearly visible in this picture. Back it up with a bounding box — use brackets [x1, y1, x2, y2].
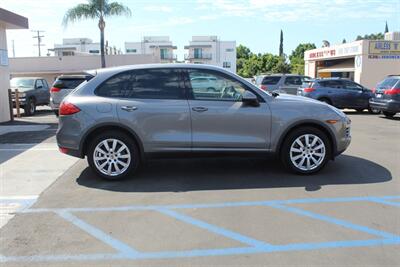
[289, 134, 326, 171]
[93, 138, 131, 177]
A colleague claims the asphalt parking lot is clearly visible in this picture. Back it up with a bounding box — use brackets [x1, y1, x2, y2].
[0, 111, 399, 266]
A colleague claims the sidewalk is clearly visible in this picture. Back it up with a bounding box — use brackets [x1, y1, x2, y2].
[0, 108, 79, 228]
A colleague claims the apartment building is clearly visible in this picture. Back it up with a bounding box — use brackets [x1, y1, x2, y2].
[50, 38, 101, 56]
[184, 36, 236, 73]
[125, 36, 177, 63]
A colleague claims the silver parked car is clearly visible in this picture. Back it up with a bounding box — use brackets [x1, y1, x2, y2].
[57, 64, 351, 180]
[255, 74, 311, 95]
[50, 75, 91, 116]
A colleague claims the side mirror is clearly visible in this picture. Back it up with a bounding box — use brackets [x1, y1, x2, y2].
[242, 90, 259, 107]
[36, 85, 43, 89]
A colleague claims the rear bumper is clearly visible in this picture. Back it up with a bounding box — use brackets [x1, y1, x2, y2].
[369, 98, 400, 113]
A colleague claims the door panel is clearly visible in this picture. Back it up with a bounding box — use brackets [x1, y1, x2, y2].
[189, 100, 270, 149]
[186, 69, 271, 150]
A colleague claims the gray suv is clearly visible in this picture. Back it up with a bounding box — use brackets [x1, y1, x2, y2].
[57, 64, 351, 180]
[255, 74, 311, 95]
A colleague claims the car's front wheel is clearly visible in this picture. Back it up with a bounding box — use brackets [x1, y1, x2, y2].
[281, 127, 331, 174]
[87, 131, 140, 180]
[383, 111, 396, 118]
[24, 98, 36, 116]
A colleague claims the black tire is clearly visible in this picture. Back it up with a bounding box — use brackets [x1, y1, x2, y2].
[368, 107, 381, 114]
[318, 98, 332, 105]
[383, 111, 396, 118]
[280, 127, 331, 175]
[24, 98, 36, 116]
[356, 109, 364, 113]
[87, 130, 140, 180]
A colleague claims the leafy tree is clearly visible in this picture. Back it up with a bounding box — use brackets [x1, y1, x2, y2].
[236, 45, 252, 60]
[289, 43, 316, 74]
[279, 30, 284, 57]
[273, 55, 291, 74]
[63, 0, 132, 68]
[356, 33, 384, 41]
[342, 38, 347, 43]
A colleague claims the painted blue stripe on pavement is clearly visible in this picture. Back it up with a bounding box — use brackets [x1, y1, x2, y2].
[267, 203, 399, 239]
[57, 211, 138, 255]
[156, 208, 270, 248]
[368, 198, 400, 207]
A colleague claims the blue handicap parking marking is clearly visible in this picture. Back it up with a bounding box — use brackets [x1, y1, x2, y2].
[1, 195, 400, 263]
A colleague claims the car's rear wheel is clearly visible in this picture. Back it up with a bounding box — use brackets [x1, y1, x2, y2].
[383, 111, 396, 118]
[281, 127, 331, 174]
[24, 98, 36, 116]
[87, 131, 140, 180]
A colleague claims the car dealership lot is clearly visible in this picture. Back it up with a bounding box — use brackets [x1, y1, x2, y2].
[0, 112, 399, 266]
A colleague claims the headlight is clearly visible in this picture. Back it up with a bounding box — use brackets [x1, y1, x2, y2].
[18, 93, 26, 97]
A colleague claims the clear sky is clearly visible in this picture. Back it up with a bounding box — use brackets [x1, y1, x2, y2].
[2, 0, 400, 60]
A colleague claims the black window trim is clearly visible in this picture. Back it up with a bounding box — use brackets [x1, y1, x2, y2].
[94, 68, 187, 100]
[182, 68, 265, 103]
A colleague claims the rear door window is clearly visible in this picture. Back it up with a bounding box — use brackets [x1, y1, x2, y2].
[261, 76, 281, 85]
[284, 76, 302, 86]
[96, 69, 184, 100]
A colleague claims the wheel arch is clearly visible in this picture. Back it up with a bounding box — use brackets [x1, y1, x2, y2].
[276, 120, 337, 160]
[80, 123, 145, 160]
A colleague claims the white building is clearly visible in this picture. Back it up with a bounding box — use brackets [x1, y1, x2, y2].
[125, 36, 177, 63]
[51, 38, 101, 56]
[304, 32, 400, 88]
[0, 8, 28, 122]
[184, 36, 236, 73]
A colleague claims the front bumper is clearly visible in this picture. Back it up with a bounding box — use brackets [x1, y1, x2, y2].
[369, 98, 400, 113]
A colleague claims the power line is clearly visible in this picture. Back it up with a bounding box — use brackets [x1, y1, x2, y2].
[32, 30, 45, 57]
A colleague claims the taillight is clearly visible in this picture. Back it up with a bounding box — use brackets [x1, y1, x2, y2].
[50, 87, 61, 93]
[304, 88, 315, 93]
[59, 101, 80, 115]
[372, 87, 376, 93]
[384, 88, 400, 95]
[260, 85, 267, 90]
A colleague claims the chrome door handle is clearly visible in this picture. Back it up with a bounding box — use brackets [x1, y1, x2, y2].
[192, 107, 208, 112]
[121, 106, 137, 112]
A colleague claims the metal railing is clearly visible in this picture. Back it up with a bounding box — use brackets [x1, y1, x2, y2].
[184, 53, 212, 60]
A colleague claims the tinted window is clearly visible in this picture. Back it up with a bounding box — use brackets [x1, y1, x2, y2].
[318, 80, 344, 89]
[96, 69, 183, 99]
[284, 76, 302, 86]
[54, 78, 85, 89]
[343, 80, 363, 90]
[188, 70, 247, 101]
[262, 76, 281, 85]
[35, 79, 43, 89]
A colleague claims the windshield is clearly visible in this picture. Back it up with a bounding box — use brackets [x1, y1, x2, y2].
[10, 78, 35, 88]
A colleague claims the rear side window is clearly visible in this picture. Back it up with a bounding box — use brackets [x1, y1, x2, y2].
[95, 69, 184, 99]
[262, 76, 281, 85]
[318, 80, 344, 89]
[284, 76, 302, 86]
[53, 79, 85, 89]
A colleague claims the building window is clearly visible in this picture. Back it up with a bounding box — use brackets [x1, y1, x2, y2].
[126, 49, 137, 53]
[226, 48, 234, 52]
[89, 50, 100, 54]
[223, 62, 231, 68]
[160, 48, 168, 59]
[194, 48, 202, 59]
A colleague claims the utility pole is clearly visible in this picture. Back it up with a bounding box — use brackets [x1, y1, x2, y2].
[32, 30, 45, 57]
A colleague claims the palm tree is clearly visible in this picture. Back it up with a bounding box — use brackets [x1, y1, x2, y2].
[62, 0, 131, 68]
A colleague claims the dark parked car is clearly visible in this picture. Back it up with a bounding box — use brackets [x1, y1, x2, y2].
[10, 77, 50, 116]
[297, 78, 379, 113]
[255, 74, 311, 95]
[369, 75, 400, 118]
[57, 64, 351, 180]
[50, 75, 92, 116]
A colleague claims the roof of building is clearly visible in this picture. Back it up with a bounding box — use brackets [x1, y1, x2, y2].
[0, 8, 28, 29]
